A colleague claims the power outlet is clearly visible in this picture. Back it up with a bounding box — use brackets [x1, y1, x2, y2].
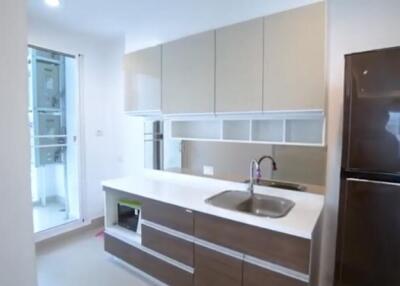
[203, 165, 214, 176]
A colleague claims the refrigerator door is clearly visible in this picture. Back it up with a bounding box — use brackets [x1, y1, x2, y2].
[335, 178, 400, 286]
[343, 48, 400, 174]
[144, 120, 163, 170]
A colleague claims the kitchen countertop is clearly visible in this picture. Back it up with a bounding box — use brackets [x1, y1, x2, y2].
[102, 170, 324, 240]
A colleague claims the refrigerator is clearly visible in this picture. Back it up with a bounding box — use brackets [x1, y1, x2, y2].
[144, 120, 163, 170]
[335, 47, 400, 286]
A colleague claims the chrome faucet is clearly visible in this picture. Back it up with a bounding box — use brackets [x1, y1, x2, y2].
[247, 156, 278, 195]
[247, 159, 259, 196]
[257, 155, 278, 182]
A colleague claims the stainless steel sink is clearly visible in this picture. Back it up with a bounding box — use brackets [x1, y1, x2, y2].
[205, 190, 295, 218]
[243, 179, 306, 192]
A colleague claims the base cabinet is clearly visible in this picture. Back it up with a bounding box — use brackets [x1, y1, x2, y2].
[194, 245, 242, 286]
[142, 225, 194, 267]
[142, 199, 194, 235]
[104, 189, 315, 286]
[105, 234, 193, 286]
[243, 262, 307, 286]
[194, 212, 310, 274]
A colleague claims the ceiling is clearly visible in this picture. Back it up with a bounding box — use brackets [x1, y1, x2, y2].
[28, 0, 323, 52]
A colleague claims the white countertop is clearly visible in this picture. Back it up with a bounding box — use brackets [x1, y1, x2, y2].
[102, 170, 324, 240]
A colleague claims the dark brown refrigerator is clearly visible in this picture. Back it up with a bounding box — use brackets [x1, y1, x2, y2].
[336, 47, 400, 286]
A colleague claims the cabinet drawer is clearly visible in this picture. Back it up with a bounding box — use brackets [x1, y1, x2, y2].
[194, 245, 242, 286]
[142, 224, 194, 266]
[195, 212, 310, 274]
[142, 199, 194, 234]
[244, 262, 307, 286]
[104, 234, 193, 286]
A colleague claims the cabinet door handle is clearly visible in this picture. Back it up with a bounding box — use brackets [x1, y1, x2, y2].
[185, 209, 193, 213]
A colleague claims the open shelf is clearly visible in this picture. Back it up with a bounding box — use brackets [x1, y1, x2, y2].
[252, 119, 284, 143]
[223, 120, 250, 141]
[167, 111, 326, 147]
[105, 225, 142, 247]
[171, 120, 221, 140]
[104, 190, 143, 247]
[286, 118, 324, 144]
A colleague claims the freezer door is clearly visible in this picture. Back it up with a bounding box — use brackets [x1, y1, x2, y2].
[335, 178, 400, 286]
[144, 139, 163, 170]
[343, 47, 400, 174]
[144, 120, 163, 170]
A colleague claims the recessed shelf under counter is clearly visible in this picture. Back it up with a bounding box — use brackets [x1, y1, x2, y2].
[166, 110, 326, 147]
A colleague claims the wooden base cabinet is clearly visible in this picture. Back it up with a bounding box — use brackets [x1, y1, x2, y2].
[195, 212, 310, 274]
[243, 262, 306, 286]
[142, 199, 194, 235]
[194, 245, 242, 286]
[105, 234, 193, 286]
[142, 224, 194, 267]
[104, 189, 317, 286]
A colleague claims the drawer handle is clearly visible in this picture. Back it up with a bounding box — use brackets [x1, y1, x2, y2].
[185, 209, 193, 214]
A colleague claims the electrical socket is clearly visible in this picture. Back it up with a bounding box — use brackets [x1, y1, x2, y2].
[203, 165, 214, 176]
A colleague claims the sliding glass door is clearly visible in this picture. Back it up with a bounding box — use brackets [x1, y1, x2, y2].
[28, 46, 81, 233]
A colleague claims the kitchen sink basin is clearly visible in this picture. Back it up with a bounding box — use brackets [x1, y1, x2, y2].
[243, 179, 306, 192]
[205, 190, 295, 218]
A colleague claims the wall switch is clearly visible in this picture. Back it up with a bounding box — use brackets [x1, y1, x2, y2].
[203, 165, 214, 176]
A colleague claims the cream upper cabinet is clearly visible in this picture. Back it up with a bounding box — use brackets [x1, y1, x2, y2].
[162, 31, 215, 114]
[215, 18, 264, 113]
[263, 3, 325, 111]
[124, 45, 161, 113]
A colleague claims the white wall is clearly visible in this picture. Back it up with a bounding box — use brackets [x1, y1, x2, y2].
[0, 0, 37, 285]
[320, 0, 400, 285]
[28, 18, 144, 221]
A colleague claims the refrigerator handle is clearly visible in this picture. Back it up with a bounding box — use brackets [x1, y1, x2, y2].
[346, 177, 400, 187]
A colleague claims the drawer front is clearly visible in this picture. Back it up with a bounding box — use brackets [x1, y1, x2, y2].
[142, 224, 194, 266]
[195, 212, 310, 274]
[142, 199, 194, 235]
[105, 234, 193, 286]
[244, 262, 307, 286]
[194, 245, 242, 286]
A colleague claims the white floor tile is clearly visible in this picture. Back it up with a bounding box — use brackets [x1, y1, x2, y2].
[36, 228, 155, 286]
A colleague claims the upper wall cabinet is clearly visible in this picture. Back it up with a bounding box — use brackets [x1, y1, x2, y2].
[124, 45, 162, 114]
[215, 18, 264, 113]
[264, 3, 325, 111]
[162, 31, 215, 114]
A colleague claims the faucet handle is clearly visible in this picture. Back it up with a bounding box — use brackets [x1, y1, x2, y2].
[256, 167, 262, 181]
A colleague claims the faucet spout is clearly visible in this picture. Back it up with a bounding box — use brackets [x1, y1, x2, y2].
[258, 155, 278, 173]
[247, 159, 259, 196]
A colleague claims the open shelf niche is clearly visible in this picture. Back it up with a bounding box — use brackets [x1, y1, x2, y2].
[166, 111, 326, 146]
[104, 190, 142, 247]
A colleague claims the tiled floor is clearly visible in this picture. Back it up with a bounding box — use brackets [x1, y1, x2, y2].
[36, 228, 155, 286]
[33, 202, 76, 232]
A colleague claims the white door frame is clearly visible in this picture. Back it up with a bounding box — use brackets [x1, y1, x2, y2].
[28, 45, 88, 242]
